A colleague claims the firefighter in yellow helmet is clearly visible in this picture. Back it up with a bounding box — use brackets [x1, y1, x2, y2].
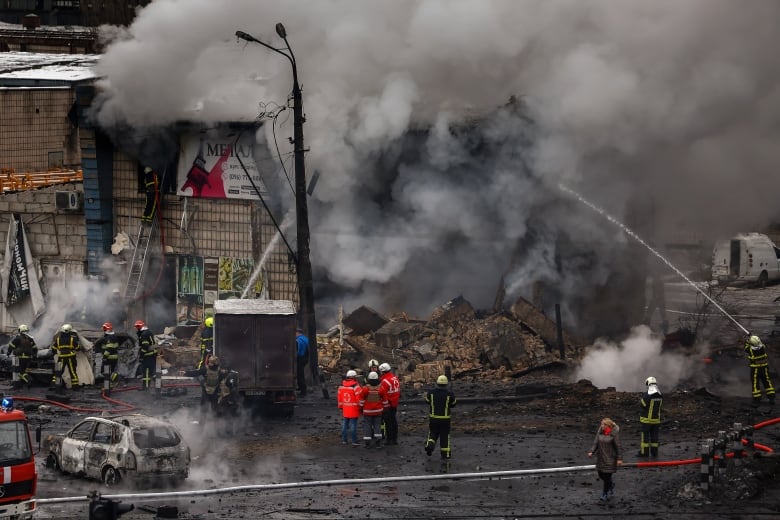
[198, 316, 214, 369]
[744, 334, 775, 410]
[51, 323, 81, 388]
[424, 374, 457, 460]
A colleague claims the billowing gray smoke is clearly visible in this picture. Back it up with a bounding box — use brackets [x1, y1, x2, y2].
[93, 0, 780, 328]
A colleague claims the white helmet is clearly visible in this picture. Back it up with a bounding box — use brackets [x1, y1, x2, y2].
[61, 323, 72, 333]
[437, 375, 449, 385]
[368, 372, 379, 381]
[18, 324, 28, 333]
[345, 370, 357, 378]
[379, 362, 391, 373]
[368, 359, 380, 371]
[645, 376, 657, 386]
[749, 335, 762, 347]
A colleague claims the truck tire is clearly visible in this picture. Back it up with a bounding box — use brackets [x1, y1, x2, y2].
[758, 271, 769, 287]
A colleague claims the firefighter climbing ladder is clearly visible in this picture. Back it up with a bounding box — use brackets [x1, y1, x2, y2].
[124, 218, 158, 302]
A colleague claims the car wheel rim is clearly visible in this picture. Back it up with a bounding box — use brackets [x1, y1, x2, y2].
[104, 467, 119, 485]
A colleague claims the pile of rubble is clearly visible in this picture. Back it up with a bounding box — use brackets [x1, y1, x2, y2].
[317, 295, 587, 388]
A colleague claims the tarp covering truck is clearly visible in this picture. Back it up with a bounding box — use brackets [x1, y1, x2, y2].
[213, 299, 297, 415]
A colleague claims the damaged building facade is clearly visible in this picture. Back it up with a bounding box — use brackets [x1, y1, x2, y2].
[0, 47, 298, 337]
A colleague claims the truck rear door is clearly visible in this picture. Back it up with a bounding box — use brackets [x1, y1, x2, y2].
[216, 314, 295, 392]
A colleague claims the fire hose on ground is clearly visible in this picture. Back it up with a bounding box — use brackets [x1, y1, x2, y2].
[33, 416, 780, 507]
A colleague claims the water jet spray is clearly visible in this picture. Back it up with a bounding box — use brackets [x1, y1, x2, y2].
[558, 183, 749, 336]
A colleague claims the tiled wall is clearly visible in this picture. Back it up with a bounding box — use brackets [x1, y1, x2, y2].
[0, 88, 79, 171]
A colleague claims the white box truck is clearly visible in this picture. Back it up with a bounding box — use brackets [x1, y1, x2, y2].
[711, 232, 780, 286]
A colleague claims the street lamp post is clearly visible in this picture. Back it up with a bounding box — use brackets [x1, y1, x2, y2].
[236, 25, 318, 383]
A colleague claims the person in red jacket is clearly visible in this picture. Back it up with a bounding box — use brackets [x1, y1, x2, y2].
[379, 363, 401, 445]
[338, 370, 362, 446]
[358, 371, 389, 448]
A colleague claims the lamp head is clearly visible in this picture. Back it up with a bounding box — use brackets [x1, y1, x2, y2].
[275, 23, 287, 39]
[235, 30, 253, 42]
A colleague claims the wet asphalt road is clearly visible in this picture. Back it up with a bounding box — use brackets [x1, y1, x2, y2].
[17, 380, 780, 520]
[7, 283, 779, 519]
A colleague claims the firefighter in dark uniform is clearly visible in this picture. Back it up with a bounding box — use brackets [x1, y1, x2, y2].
[92, 322, 133, 389]
[8, 324, 37, 388]
[184, 356, 239, 429]
[745, 334, 775, 409]
[135, 320, 157, 389]
[141, 166, 158, 223]
[424, 374, 457, 460]
[198, 316, 214, 369]
[51, 323, 80, 388]
[638, 376, 663, 457]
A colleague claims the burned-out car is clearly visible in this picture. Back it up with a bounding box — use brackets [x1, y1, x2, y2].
[44, 414, 190, 486]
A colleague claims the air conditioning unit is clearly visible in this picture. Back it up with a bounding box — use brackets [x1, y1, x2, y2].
[55, 191, 83, 211]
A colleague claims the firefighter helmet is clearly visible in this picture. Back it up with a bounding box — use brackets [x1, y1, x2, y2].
[144, 166, 153, 174]
[645, 376, 657, 386]
[368, 371, 379, 382]
[102, 322, 113, 332]
[368, 359, 380, 371]
[205, 317, 214, 328]
[346, 370, 357, 378]
[379, 362, 391, 373]
[61, 323, 72, 333]
[134, 320, 145, 330]
[749, 335, 762, 347]
[18, 324, 28, 333]
[437, 375, 449, 385]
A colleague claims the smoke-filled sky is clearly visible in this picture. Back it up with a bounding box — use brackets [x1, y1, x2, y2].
[92, 0, 780, 324]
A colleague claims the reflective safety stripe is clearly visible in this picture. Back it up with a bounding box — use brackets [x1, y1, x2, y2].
[1, 466, 10, 483]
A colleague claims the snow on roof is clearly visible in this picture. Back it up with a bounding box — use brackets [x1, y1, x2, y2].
[0, 21, 96, 34]
[214, 299, 297, 315]
[0, 51, 99, 84]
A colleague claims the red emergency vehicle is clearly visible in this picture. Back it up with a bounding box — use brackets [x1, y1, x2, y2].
[0, 397, 36, 519]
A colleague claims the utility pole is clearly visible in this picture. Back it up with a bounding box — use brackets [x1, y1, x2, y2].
[236, 25, 318, 383]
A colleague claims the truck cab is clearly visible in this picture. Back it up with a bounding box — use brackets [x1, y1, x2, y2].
[213, 299, 298, 415]
[0, 397, 36, 519]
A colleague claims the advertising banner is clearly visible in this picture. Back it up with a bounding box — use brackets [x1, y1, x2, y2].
[6, 216, 30, 305]
[1, 215, 46, 321]
[177, 129, 269, 200]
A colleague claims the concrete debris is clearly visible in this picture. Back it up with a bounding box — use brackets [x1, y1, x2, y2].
[319, 296, 585, 386]
[152, 296, 583, 388]
[342, 305, 388, 335]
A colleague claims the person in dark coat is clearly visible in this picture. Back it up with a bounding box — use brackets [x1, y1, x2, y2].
[587, 417, 623, 501]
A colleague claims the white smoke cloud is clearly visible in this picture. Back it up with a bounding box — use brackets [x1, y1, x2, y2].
[574, 325, 694, 391]
[91, 0, 780, 324]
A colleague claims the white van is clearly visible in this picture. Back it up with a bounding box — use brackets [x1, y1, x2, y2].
[711, 233, 780, 286]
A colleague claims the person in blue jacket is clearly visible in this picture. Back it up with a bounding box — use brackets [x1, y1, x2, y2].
[296, 327, 309, 397]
